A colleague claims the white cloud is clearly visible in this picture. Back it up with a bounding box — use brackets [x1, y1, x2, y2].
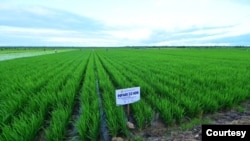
[0, 3, 13, 9]
[105, 29, 151, 40]
[0, 25, 79, 36]
[45, 37, 120, 46]
[25, 6, 55, 16]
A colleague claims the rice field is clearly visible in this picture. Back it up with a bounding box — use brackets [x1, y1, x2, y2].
[0, 47, 249, 140]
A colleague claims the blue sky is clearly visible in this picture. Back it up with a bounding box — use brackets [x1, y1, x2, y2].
[0, 0, 250, 46]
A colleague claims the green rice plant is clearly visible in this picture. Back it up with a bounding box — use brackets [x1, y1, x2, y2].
[0, 98, 21, 124]
[179, 97, 201, 118]
[76, 53, 101, 140]
[0, 111, 44, 141]
[236, 105, 247, 113]
[105, 109, 119, 137]
[76, 107, 89, 141]
[76, 118, 88, 140]
[132, 101, 153, 130]
[117, 107, 129, 136]
[180, 117, 211, 131]
[171, 104, 185, 123]
[45, 107, 71, 141]
[87, 111, 100, 140]
[200, 95, 219, 113]
[157, 100, 174, 125]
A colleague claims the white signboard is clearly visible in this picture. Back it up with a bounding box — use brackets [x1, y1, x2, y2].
[116, 87, 140, 106]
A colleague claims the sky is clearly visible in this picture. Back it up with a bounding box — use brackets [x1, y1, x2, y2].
[0, 0, 250, 47]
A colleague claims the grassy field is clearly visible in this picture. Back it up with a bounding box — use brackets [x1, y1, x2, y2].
[0, 47, 249, 140]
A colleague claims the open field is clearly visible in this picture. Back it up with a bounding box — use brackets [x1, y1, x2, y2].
[0, 47, 249, 140]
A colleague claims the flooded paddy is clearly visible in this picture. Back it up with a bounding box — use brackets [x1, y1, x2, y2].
[0, 52, 55, 61]
[0, 49, 73, 61]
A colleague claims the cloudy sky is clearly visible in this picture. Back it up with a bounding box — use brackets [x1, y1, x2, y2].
[0, 0, 250, 46]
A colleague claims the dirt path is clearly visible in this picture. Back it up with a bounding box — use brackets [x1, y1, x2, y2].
[130, 100, 250, 141]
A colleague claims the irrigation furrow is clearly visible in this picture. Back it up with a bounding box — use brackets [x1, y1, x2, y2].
[96, 54, 133, 121]
[94, 52, 110, 141]
[64, 53, 91, 141]
[95, 52, 130, 138]
[35, 104, 53, 141]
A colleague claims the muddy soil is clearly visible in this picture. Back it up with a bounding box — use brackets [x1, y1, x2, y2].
[129, 100, 250, 141]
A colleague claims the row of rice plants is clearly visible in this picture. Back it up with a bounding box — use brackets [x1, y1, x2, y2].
[76, 52, 100, 141]
[96, 53, 153, 131]
[0, 50, 91, 140]
[94, 52, 129, 137]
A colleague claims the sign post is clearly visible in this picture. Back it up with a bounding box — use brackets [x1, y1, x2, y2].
[115, 87, 140, 117]
[127, 104, 130, 117]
